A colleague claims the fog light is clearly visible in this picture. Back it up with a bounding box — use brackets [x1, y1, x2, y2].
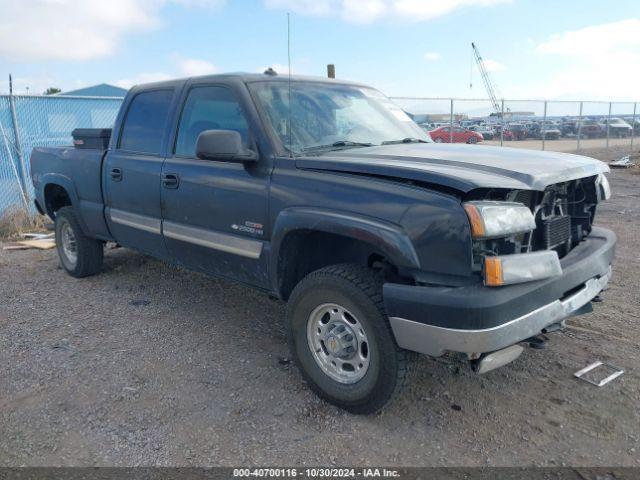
[484, 251, 562, 286]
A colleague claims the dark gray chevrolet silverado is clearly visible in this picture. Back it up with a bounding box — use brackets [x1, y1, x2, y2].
[30, 73, 615, 413]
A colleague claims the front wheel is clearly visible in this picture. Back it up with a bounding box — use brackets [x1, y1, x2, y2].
[434, 137, 443, 143]
[55, 206, 104, 278]
[467, 136, 478, 144]
[286, 264, 411, 414]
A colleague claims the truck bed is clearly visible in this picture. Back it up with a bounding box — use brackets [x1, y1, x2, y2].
[30, 146, 111, 239]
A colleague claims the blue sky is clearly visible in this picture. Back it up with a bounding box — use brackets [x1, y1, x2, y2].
[1, 0, 639, 100]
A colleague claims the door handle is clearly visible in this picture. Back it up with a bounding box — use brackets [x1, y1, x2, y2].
[162, 173, 179, 189]
[110, 168, 122, 181]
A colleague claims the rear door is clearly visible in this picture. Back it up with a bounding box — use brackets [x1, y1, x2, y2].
[160, 82, 271, 288]
[103, 88, 176, 258]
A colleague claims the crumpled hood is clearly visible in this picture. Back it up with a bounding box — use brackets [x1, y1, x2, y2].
[296, 143, 609, 193]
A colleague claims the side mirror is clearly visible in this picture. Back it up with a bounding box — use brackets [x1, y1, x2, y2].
[196, 129, 257, 162]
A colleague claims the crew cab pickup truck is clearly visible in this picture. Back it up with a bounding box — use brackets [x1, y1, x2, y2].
[30, 72, 615, 413]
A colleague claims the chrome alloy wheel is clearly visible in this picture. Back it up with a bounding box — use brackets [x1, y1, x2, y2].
[306, 303, 370, 384]
[60, 221, 78, 267]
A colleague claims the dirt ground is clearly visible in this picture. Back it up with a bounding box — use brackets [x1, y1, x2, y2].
[1, 158, 639, 467]
[484, 135, 638, 154]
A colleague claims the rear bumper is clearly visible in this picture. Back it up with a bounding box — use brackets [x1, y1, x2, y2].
[384, 227, 616, 356]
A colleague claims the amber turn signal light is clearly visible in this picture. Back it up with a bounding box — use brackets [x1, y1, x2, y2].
[463, 203, 485, 238]
[484, 257, 504, 287]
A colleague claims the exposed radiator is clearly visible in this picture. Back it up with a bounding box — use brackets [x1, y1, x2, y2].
[542, 215, 571, 249]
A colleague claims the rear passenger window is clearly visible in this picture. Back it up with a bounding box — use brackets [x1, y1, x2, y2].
[119, 89, 173, 154]
[175, 86, 249, 157]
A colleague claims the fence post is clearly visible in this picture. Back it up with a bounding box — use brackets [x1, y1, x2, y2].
[631, 102, 637, 152]
[500, 99, 504, 146]
[577, 101, 583, 151]
[449, 99, 454, 143]
[606, 102, 611, 149]
[8, 93, 29, 203]
[542, 101, 547, 151]
[0, 118, 29, 211]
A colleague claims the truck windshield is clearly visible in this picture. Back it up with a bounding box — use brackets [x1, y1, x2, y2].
[249, 81, 431, 154]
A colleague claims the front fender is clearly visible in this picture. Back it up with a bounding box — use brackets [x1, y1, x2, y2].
[270, 207, 420, 291]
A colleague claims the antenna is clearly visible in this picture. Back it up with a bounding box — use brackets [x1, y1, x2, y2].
[287, 12, 293, 158]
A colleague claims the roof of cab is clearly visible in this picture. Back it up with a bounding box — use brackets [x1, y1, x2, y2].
[128, 71, 370, 92]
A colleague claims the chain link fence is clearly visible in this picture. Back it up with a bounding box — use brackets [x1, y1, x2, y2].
[390, 97, 639, 153]
[0, 94, 123, 216]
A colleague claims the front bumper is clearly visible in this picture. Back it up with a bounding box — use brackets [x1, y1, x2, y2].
[384, 227, 616, 357]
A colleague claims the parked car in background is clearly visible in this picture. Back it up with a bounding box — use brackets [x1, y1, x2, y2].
[529, 122, 561, 140]
[468, 125, 494, 140]
[560, 121, 578, 137]
[419, 122, 436, 131]
[599, 118, 633, 138]
[505, 123, 528, 141]
[430, 126, 483, 144]
[579, 120, 604, 139]
[495, 124, 515, 141]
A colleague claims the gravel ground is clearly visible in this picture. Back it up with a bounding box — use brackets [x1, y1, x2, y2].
[1, 163, 639, 467]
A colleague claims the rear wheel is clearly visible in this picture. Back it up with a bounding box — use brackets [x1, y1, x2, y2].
[286, 264, 411, 414]
[434, 137, 443, 143]
[467, 136, 478, 144]
[55, 206, 103, 278]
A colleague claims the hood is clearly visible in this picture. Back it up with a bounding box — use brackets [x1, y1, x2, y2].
[295, 143, 609, 193]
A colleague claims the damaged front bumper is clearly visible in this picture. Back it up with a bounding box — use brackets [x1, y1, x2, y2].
[384, 227, 616, 358]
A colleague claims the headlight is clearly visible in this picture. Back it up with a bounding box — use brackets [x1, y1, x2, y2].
[463, 201, 536, 239]
[596, 173, 611, 201]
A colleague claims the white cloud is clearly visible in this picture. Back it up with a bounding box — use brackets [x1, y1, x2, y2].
[423, 52, 441, 61]
[115, 72, 174, 89]
[482, 59, 505, 72]
[341, 0, 386, 23]
[114, 55, 218, 88]
[177, 57, 218, 76]
[264, 0, 510, 23]
[264, 0, 334, 16]
[392, 0, 509, 21]
[532, 19, 640, 100]
[536, 18, 640, 56]
[0, 0, 225, 62]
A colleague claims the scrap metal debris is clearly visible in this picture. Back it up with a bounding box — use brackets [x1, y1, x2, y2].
[3, 232, 55, 250]
[574, 360, 624, 387]
[610, 155, 635, 168]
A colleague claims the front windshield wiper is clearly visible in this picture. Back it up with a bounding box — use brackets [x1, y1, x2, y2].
[302, 140, 374, 152]
[381, 137, 428, 145]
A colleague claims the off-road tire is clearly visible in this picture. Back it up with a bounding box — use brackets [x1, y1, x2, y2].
[286, 263, 412, 414]
[55, 206, 103, 278]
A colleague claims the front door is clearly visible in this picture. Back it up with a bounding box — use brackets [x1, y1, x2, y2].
[104, 88, 175, 258]
[160, 84, 270, 288]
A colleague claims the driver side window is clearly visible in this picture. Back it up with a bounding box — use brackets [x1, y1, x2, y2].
[175, 85, 249, 157]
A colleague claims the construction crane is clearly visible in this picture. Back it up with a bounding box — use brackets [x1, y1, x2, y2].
[471, 42, 501, 115]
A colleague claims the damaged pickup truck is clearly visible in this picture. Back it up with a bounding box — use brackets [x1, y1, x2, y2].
[30, 73, 615, 413]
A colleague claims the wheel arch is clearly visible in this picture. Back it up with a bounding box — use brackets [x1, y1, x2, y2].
[40, 174, 90, 234]
[271, 207, 420, 300]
